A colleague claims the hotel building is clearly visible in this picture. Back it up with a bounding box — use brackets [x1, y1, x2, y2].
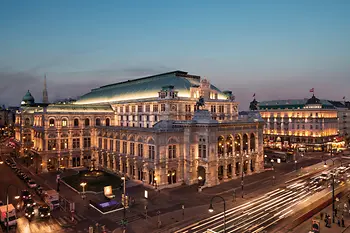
[252, 94, 339, 151]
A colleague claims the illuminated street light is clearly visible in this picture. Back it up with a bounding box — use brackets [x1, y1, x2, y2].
[208, 195, 226, 232]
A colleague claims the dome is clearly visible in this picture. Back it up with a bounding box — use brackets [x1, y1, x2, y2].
[306, 94, 320, 105]
[21, 90, 35, 105]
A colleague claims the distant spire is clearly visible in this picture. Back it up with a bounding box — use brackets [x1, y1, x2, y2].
[43, 74, 49, 104]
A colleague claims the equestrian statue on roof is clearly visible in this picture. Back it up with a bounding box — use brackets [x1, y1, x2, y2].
[196, 96, 205, 110]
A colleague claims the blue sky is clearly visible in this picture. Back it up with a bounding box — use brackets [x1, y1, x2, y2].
[1, 0, 349, 109]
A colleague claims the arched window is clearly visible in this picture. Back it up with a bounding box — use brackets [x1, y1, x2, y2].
[243, 134, 248, 151]
[49, 119, 55, 127]
[218, 136, 225, 156]
[226, 135, 233, 155]
[73, 118, 79, 127]
[62, 118, 68, 127]
[235, 135, 241, 153]
[85, 118, 90, 127]
[106, 118, 110, 126]
[95, 118, 101, 126]
[250, 133, 256, 152]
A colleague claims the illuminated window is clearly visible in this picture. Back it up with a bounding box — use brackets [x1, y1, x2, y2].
[49, 119, 55, 127]
[62, 119, 67, 127]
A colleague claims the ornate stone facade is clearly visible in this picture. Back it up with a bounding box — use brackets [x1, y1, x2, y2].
[14, 71, 264, 189]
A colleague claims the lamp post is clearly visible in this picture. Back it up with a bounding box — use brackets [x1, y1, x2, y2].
[6, 184, 20, 233]
[80, 182, 87, 199]
[121, 176, 127, 228]
[241, 163, 244, 198]
[208, 195, 227, 233]
[325, 157, 336, 223]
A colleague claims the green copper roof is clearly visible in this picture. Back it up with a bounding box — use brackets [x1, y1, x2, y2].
[75, 71, 227, 104]
[258, 98, 335, 110]
[22, 90, 35, 102]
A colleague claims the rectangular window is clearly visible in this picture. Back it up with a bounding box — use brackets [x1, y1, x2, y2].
[98, 138, 102, 148]
[161, 104, 166, 112]
[62, 120, 67, 127]
[138, 144, 143, 157]
[148, 145, 155, 160]
[73, 138, 80, 149]
[211, 105, 216, 113]
[48, 139, 57, 150]
[116, 140, 120, 153]
[168, 145, 176, 159]
[146, 105, 150, 112]
[154, 115, 158, 122]
[139, 115, 142, 121]
[138, 105, 143, 113]
[125, 105, 129, 113]
[203, 145, 207, 158]
[130, 142, 135, 155]
[122, 141, 127, 154]
[104, 139, 108, 150]
[185, 104, 191, 112]
[198, 145, 202, 158]
[83, 138, 91, 148]
[132, 105, 136, 113]
[153, 104, 158, 113]
[110, 139, 113, 151]
[60, 139, 68, 150]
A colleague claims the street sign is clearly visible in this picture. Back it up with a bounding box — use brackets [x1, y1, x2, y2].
[312, 219, 320, 233]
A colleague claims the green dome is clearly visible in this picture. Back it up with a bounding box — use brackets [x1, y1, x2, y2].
[21, 90, 35, 105]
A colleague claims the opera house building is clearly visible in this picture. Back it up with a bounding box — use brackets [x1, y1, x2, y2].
[15, 71, 264, 189]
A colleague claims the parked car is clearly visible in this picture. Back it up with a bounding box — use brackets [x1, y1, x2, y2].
[28, 180, 37, 188]
[38, 205, 50, 218]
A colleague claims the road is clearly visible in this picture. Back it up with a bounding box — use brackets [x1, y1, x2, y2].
[0, 140, 66, 233]
[174, 164, 346, 233]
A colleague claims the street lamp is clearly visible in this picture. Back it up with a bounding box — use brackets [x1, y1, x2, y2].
[325, 158, 337, 223]
[6, 184, 20, 233]
[294, 160, 298, 171]
[154, 177, 158, 190]
[80, 182, 87, 199]
[121, 176, 127, 228]
[208, 195, 226, 233]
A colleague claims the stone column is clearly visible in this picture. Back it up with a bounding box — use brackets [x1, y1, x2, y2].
[126, 159, 131, 176]
[223, 160, 228, 180]
[119, 157, 123, 173]
[232, 158, 236, 177]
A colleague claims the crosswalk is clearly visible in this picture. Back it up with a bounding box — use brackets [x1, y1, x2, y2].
[54, 213, 87, 226]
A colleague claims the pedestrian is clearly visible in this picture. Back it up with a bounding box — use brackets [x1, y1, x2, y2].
[342, 216, 345, 227]
[320, 212, 324, 220]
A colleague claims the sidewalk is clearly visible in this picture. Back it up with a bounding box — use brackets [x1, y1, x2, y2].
[292, 192, 350, 233]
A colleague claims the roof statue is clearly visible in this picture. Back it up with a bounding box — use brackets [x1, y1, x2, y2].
[249, 98, 259, 111]
[196, 96, 205, 110]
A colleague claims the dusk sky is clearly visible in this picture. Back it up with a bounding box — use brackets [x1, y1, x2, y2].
[1, 0, 349, 110]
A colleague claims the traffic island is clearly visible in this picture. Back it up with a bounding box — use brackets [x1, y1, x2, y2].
[62, 169, 122, 193]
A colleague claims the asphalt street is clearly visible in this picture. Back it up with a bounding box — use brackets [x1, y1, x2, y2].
[0, 142, 65, 233]
[174, 164, 347, 233]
